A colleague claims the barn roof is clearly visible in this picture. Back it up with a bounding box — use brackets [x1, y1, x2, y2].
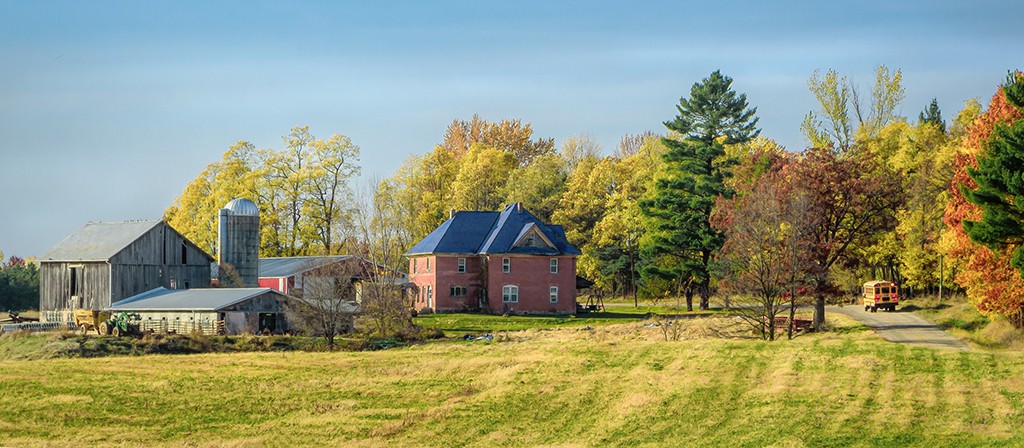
[109, 287, 285, 311]
[42, 220, 162, 262]
[258, 255, 354, 278]
[405, 203, 581, 256]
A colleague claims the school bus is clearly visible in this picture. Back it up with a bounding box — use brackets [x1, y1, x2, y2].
[862, 280, 898, 312]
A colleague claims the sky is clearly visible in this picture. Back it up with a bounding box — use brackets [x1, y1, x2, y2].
[0, 0, 1020, 258]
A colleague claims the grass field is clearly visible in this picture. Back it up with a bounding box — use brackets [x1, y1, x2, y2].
[2, 316, 1023, 447]
[413, 305, 714, 335]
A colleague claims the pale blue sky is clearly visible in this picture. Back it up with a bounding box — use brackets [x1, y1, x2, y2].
[0, 0, 1020, 257]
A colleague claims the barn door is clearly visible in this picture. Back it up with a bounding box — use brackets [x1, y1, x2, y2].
[258, 313, 277, 333]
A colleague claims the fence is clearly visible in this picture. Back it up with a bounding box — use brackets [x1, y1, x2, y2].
[0, 322, 76, 334]
[137, 319, 225, 335]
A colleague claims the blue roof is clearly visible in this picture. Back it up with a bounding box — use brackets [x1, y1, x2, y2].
[405, 203, 581, 256]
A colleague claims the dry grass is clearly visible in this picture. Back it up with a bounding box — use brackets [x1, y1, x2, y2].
[903, 295, 1024, 351]
[1, 318, 1022, 447]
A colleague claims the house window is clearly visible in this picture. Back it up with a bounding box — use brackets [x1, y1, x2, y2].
[426, 258, 431, 273]
[502, 258, 511, 273]
[413, 259, 417, 274]
[550, 286, 559, 303]
[502, 285, 519, 303]
[450, 286, 467, 297]
[458, 258, 466, 273]
[427, 286, 433, 307]
[181, 242, 188, 265]
[550, 258, 558, 274]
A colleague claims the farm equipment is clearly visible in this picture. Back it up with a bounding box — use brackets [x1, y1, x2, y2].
[72, 310, 141, 336]
[104, 312, 142, 337]
[0, 311, 40, 324]
[73, 309, 111, 335]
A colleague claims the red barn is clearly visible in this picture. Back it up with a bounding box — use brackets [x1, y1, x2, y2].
[257, 256, 355, 295]
[405, 203, 580, 314]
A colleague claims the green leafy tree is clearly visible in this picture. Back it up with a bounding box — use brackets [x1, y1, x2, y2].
[0, 257, 39, 311]
[589, 136, 666, 303]
[640, 70, 759, 311]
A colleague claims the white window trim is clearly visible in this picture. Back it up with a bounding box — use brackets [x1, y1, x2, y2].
[550, 258, 558, 274]
[458, 257, 466, 273]
[502, 257, 511, 273]
[550, 286, 558, 303]
[502, 285, 519, 303]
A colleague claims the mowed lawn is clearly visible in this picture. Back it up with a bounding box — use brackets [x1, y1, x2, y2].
[1, 322, 1024, 447]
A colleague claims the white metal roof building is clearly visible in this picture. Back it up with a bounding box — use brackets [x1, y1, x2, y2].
[109, 287, 294, 335]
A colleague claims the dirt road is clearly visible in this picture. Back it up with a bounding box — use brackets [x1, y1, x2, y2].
[828, 305, 969, 351]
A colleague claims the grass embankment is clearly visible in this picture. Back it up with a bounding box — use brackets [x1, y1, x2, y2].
[414, 305, 716, 335]
[902, 295, 1024, 351]
[0, 332, 346, 361]
[1, 317, 1023, 447]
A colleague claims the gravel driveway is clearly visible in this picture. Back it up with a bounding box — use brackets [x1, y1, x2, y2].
[828, 305, 969, 351]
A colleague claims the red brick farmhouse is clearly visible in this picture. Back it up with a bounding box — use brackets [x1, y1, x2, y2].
[405, 203, 581, 314]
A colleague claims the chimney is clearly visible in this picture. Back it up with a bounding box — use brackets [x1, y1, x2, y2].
[516, 202, 523, 213]
[450, 209, 456, 219]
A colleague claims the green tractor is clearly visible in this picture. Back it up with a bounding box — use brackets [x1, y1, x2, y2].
[100, 312, 141, 337]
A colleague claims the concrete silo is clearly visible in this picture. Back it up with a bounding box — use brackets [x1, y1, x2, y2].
[218, 198, 260, 287]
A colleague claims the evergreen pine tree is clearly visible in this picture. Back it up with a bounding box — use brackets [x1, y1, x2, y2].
[919, 98, 946, 133]
[640, 71, 759, 310]
[964, 72, 1024, 274]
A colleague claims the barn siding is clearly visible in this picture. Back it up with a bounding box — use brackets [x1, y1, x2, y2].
[41, 221, 214, 319]
[39, 262, 110, 315]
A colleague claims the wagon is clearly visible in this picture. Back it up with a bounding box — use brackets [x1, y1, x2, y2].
[72, 309, 112, 335]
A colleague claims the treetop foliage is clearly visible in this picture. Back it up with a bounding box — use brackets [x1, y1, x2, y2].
[165, 126, 360, 258]
[666, 70, 759, 144]
[919, 98, 946, 133]
[802, 65, 905, 153]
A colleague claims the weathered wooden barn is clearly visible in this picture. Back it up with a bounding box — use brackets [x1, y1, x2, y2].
[39, 220, 214, 322]
[109, 287, 294, 335]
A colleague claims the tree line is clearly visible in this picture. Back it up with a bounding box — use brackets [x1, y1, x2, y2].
[163, 67, 1024, 336]
[0, 255, 39, 312]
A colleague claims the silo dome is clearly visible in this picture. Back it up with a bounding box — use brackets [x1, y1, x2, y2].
[224, 198, 259, 216]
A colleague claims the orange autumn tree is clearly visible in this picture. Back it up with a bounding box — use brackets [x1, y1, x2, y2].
[944, 73, 1024, 327]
